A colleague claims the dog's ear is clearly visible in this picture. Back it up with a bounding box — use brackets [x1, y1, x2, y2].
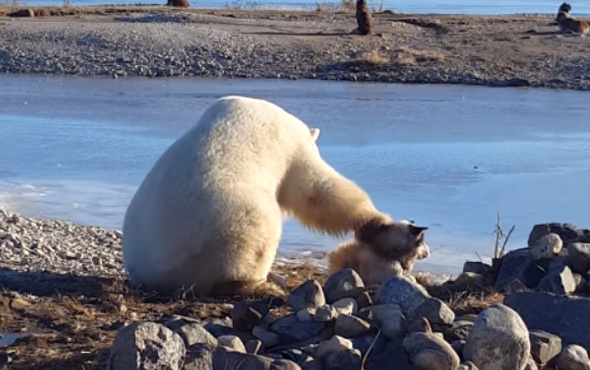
[409, 224, 428, 235]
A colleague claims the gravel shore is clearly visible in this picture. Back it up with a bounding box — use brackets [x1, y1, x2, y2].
[1, 6, 590, 89]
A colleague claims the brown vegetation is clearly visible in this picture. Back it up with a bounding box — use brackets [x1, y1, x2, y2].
[0, 260, 506, 370]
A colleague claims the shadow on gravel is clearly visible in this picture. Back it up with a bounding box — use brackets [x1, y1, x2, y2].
[0, 268, 114, 298]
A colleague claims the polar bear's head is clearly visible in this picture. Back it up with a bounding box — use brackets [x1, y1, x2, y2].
[356, 219, 430, 263]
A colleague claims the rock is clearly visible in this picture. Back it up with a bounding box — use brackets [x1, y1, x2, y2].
[407, 317, 432, 334]
[409, 297, 455, 325]
[359, 304, 407, 339]
[278, 349, 321, 370]
[458, 361, 479, 370]
[316, 336, 361, 370]
[315, 335, 354, 359]
[334, 314, 372, 338]
[288, 280, 326, 311]
[108, 322, 186, 370]
[528, 223, 580, 246]
[355, 291, 373, 309]
[463, 261, 492, 276]
[296, 308, 315, 322]
[218, 335, 246, 353]
[553, 345, 590, 370]
[8, 9, 35, 17]
[177, 323, 218, 347]
[403, 331, 460, 370]
[323, 348, 362, 370]
[452, 340, 466, 358]
[505, 291, 590, 350]
[530, 330, 561, 367]
[530, 233, 563, 259]
[332, 298, 357, 315]
[375, 276, 429, 312]
[463, 304, 530, 370]
[453, 272, 488, 290]
[364, 339, 414, 370]
[323, 268, 365, 303]
[245, 339, 263, 354]
[270, 315, 324, 344]
[573, 273, 586, 292]
[202, 321, 234, 338]
[314, 304, 338, 323]
[232, 300, 269, 332]
[567, 243, 590, 274]
[536, 261, 576, 295]
[459, 314, 478, 323]
[444, 320, 473, 342]
[184, 344, 302, 370]
[524, 355, 538, 370]
[494, 249, 550, 291]
[164, 315, 201, 331]
[252, 326, 280, 348]
[351, 332, 387, 355]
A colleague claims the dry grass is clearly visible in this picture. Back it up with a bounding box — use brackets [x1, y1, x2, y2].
[359, 49, 390, 65]
[444, 291, 504, 316]
[315, 0, 355, 12]
[0, 260, 507, 369]
[392, 46, 445, 66]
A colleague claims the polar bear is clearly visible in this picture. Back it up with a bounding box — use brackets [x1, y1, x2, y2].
[122, 96, 424, 297]
[328, 220, 430, 286]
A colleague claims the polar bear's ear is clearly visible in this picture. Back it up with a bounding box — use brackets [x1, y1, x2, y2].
[309, 128, 321, 142]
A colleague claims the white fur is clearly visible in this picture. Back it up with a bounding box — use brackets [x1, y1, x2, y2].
[122, 96, 381, 294]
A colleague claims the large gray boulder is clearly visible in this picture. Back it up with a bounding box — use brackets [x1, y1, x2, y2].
[528, 223, 581, 246]
[529, 330, 562, 366]
[323, 268, 365, 303]
[463, 304, 530, 370]
[375, 276, 430, 312]
[108, 322, 186, 370]
[530, 233, 563, 259]
[504, 291, 590, 349]
[553, 345, 590, 370]
[536, 261, 576, 295]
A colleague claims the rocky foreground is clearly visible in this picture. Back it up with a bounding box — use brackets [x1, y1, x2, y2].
[1, 208, 590, 369]
[1, 6, 590, 90]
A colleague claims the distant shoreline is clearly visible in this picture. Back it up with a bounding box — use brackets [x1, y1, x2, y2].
[0, 6, 589, 90]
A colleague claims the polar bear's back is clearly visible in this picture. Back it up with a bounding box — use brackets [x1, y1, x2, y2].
[122, 96, 319, 292]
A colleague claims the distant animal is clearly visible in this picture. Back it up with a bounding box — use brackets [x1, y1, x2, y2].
[355, 0, 373, 35]
[122, 95, 420, 297]
[558, 2, 572, 16]
[555, 2, 589, 34]
[328, 220, 431, 286]
[556, 11, 590, 34]
[167, 0, 189, 8]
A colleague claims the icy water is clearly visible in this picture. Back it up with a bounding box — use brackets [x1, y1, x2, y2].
[11, 0, 590, 15]
[1, 75, 589, 274]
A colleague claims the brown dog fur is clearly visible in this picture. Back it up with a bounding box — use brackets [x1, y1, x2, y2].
[328, 220, 430, 286]
[556, 12, 590, 34]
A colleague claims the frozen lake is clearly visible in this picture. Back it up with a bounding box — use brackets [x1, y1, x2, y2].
[1, 74, 589, 274]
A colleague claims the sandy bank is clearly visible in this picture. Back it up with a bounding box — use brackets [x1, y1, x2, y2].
[1, 6, 589, 89]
